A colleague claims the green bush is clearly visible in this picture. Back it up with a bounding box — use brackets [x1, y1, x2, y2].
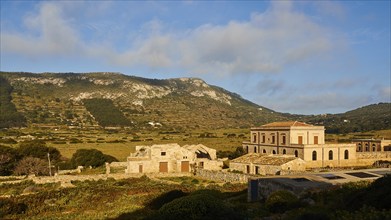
[265, 190, 300, 213]
[147, 190, 188, 210]
[0, 145, 21, 175]
[70, 149, 118, 168]
[153, 190, 240, 220]
[18, 140, 61, 163]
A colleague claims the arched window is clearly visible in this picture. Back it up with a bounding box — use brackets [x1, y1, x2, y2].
[294, 150, 298, 157]
[254, 146, 257, 153]
[358, 143, 362, 152]
[246, 146, 248, 153]
[282, 149, 286, 155]
[365, 144, 369, 152]
[344, 150, 349, 159]
[328, 150, 333, 160]
[312, 151, 317, 161]
[262, 149, 266, 154]
[272, 150, 276, 154]
[372, 144, 376, 152]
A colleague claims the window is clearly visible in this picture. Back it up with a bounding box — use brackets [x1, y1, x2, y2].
[262, 134, 266, 143]
[246, 165, 250, 174]
[282, 135, 286, 145]
[254, 146, 257, 153]
[312, 151, 317, 161]
[253, 134, 257, 143]
[372, 144, 377, 152]
[365, 144, 369, 151]
[161, 152, 166, 156]
[314, 136, 318, 144]
[298, 136, 303, 144]
[246, 146, 249, 153]
[272, 150, 276, 154]
[358, 143, 362, 152]
[282, 149, 286, 155]
[262, 149, 266, 154]
[294, 150, 298, 157]
[328, 150, 333, 160]
[271, 135, 275, 144]
[344, 150, 349, 159]
[255, 166, 259, 175]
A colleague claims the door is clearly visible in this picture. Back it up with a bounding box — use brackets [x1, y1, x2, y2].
[181, 161, 189, 172]
[139, 164, 143, 173]
[159, 162, 168, 172]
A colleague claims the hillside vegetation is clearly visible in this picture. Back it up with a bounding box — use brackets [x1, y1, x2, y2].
[0, 76, 26, 128]
[83, 98, 132, 127]
[0, 72, 285, 130]
[0, 72, 389, 133]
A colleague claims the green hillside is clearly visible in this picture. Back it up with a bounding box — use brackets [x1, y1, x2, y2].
[304, 103, 391, 133]
[0, 72, 286, 130]
[0, 71, 389, 132]
[0, 76, 26, 128]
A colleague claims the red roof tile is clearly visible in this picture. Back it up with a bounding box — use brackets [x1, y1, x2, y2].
[261, 121, 312, 127]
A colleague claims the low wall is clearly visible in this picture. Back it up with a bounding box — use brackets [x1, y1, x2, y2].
[196, 169, 249, 183]
[355, 152, 391, 166]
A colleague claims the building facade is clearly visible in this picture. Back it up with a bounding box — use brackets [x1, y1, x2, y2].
[242, 121, 357, 168]
[126, 144, 223, 174]
[352, 139, 391, 152]
[230, 153, 306, 175]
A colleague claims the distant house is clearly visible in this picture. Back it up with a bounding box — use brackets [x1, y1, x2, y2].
[126, 144, 223, 174]
[230, 153, 306, 175]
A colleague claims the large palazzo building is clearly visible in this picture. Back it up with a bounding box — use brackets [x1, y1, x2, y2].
[242, 121, 357, 168]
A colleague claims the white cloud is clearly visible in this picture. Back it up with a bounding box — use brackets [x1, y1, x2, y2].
[1, 1, 338, 76]
[2, 3, 80, 56]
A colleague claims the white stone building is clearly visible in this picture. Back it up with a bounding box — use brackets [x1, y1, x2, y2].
[126, 143, 223, 174]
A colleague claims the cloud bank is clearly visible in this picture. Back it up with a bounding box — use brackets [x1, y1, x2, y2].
[2, 1, 335, 76]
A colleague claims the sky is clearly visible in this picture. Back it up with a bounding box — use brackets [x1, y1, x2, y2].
[1, 0, 390, 115]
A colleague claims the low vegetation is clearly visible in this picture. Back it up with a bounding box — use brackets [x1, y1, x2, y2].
[83, 98, 132, 127]
[0, 76, 26, 128]
[0, 175, 390, 219]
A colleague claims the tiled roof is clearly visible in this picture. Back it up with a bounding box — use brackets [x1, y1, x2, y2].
[231, 153, 299, 165]
[261, 121, 312, 127]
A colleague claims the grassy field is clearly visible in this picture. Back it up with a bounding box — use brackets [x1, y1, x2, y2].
[1, 127, 390, 162]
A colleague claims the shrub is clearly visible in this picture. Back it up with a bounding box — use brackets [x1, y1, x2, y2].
[147, 190, 188, 210]
[18, 140, 61, 163]
[155, 192, 240, 220]
[0, 198, 28, 218]
[70, 149, 118, 168]
[14, 157, 49, 176]
[265, 190, 300, 213]
[0, 145, 21, 176]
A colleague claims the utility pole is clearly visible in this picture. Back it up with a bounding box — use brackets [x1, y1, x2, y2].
[47, 152, 52, 176]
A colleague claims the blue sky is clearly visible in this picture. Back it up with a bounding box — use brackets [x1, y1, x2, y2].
[1, 1, 390, 114]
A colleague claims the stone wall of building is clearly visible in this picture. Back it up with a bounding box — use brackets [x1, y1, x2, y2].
[355, 152, 391, 166]
[196, 169, 248, 183]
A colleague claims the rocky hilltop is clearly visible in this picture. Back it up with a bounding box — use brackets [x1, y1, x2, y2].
[0, 72, 286, 130]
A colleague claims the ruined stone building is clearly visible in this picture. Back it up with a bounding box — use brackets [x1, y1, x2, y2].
[126, 144, 223, 174]
[242, 121, 357, 168]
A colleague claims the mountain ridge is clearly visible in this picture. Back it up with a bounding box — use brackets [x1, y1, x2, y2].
[0, 71, 389, 133]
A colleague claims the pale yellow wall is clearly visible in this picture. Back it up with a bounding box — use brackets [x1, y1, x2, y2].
[290, 127, 325, 145]
[303, 144, 356, 168]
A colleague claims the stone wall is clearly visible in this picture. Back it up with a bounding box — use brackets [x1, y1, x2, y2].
[196, 169, 249, 183]
[355, 152, 391, 166]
